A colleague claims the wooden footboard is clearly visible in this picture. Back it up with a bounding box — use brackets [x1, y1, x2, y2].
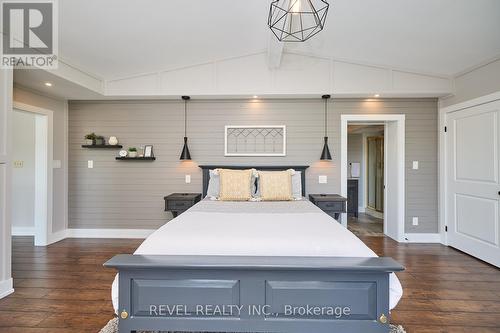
[105, 255, 404, 333]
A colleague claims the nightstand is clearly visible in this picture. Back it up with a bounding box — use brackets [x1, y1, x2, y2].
[164, 193, 201, 217]
[309, 194, 347, 220]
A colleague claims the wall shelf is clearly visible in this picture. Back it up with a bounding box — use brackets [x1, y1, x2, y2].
[115, 157, 156, 161]
[82, 145, 123, 149]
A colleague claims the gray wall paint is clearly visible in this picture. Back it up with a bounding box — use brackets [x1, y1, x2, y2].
[69, 98, 438, 233]
[13, 86, 69, 234]
[441, 58, 500, 107]
[12, 110, 36, 229]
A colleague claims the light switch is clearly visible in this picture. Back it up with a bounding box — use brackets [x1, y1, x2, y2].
[412, 217, 419, 226]
[13, 160, 23, 168]
[412, 161, 419, 170]
[88, 160, 94, 169]
[185, 175, 191, 183]
[319, 175, 327, 184]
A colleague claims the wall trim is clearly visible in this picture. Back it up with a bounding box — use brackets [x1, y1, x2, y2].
[11, 227, 35, 236]
[404, 233, 442, 243]
[0, 278, 14, 299]
[67, 228, 155, 239]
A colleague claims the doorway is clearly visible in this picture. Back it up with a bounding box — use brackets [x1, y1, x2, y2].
[347, 125, 385, 236]
[341, 114, 405, 242]
[11, 103, 53, 246]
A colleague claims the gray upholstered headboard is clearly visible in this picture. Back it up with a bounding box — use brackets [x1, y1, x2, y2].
[199, 165, 309, 197]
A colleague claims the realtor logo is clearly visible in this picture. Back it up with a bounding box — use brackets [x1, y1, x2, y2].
[1, 0, 58, 68]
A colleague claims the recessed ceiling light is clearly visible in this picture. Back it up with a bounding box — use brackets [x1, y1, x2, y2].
[374, 94, 380, 98]
[45, 82, 53, 87]
[253, 95, 258, 99]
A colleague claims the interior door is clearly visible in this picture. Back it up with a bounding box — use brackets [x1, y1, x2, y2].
[446, 100, 500, 267]
[384, 122, 399, 241]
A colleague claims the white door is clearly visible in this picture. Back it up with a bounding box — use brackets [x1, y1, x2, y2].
[446, 100, 500, 267]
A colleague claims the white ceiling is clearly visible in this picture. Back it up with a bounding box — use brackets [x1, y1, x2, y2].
[58, 0, 500, 80]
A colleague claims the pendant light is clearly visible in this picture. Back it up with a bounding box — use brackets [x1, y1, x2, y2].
[179, 95, 191, 160]
[320, 94, 332, 160]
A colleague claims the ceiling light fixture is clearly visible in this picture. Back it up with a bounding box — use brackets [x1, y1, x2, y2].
[253, 95, 259, 99]
[268, 0, 330, 42]
[320, 94, 332, 160]
[44, 82, 53, 87]
[374, 94, 380, 98]
[179, 96, 192, 160]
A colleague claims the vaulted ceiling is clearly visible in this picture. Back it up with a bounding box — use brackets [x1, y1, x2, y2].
[58, 0, 500, 79]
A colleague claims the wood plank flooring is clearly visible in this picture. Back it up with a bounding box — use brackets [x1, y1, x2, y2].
[0, 236, 499, 333]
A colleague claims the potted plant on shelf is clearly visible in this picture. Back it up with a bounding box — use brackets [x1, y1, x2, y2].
[128, 147, 138, 158]
[95, 135, 105, 145]
[84, 132, 97, 145]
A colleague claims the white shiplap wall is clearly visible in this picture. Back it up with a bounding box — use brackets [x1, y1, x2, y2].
[68, 98, 438, 233]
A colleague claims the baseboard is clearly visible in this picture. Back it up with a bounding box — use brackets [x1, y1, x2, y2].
[404, 233, 442, 243]
[11, 226, 35, 236]
[0, 278, 14, 299]
[49, 228, 69, 244]
[67, 228, 155, 239]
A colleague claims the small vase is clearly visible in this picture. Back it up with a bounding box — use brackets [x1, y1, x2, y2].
[108, 136, 118, 145]
[95, 138, 104, 145]
[128, 151, 137, 158]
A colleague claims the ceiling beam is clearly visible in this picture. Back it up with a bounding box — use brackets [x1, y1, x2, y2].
[267, 33, 284, 69]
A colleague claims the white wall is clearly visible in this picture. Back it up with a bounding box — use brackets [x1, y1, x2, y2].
[12, 111, 36, 230]
[13, 86, 68, 234]
[441, 58, 500, 107]
[347, 133, 364, 209]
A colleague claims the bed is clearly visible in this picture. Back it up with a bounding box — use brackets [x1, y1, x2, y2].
[105, 165, 404, 333]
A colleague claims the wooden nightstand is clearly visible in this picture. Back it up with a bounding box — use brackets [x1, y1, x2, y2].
[309, 194, 347, 220]
[164, 193, 201, 217]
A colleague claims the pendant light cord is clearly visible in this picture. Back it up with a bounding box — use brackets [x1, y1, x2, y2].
[184, 99, 187, 137]
[324, 98, 327, 137]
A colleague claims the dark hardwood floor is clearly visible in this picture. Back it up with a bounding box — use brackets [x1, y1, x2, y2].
[0, 236, 499, 333]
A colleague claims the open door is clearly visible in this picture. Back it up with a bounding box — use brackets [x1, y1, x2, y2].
[384, 121, 403, 241]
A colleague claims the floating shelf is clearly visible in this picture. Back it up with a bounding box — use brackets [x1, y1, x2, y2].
[82, 144, 123, 149]
[115, 157, 156, 161]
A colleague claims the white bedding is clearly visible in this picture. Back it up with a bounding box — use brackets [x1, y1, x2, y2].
[112, 199, 403, 311]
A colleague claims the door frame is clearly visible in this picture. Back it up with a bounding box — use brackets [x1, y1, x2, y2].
[13, 102, 53, 246]
[341, 114, 406, 242]
[439, 91, 500, 246]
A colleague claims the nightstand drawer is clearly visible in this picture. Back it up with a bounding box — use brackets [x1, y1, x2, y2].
[316, 201, 345, 212]
[167, 200, 192, 211]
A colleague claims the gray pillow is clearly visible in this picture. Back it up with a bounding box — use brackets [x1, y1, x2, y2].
[292, 171, 302, 199]
[206, 169, 220, 198]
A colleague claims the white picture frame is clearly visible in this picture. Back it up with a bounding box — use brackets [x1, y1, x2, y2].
[144, 145, 153, 157]
[224, 125, 286, 157]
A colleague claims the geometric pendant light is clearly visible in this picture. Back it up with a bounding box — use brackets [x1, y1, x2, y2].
[179, 95, 192, 160]
[320, 94, 332, 160]
[268, 0, 330, 42]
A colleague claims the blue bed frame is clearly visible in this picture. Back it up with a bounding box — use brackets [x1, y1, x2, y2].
[104, 165, 404, 333]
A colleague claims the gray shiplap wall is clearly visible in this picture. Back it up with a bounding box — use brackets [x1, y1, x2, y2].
[68, 98, 438, 233]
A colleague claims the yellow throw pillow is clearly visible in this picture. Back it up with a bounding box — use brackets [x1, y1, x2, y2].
[219, 169, 253, 201]
[259, 170, 293, 201]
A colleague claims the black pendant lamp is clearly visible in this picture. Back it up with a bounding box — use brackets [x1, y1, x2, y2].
[320, 94, 332, 160]
[179, 96, 191, 160]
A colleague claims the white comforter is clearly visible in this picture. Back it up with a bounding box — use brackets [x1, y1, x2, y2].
[112, 199, 403, 311]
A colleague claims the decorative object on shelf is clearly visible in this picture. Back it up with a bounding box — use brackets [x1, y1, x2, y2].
[95, 136, 105, 145]
[119, 150, 128, 157]
[108, 136, 119, 146]
[268, 0, 330, 42]
[320, 94, 332, 160]
[180, 95, 192, 160]
[128, 147, 138, 158]
[224, 125, 286, 156]
[84, 132, 97, 145]
[144, 145, 154, 158]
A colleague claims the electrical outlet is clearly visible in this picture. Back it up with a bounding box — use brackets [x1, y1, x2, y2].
[319, 175, 327, 184]
[185, 175, 191, 183]
[412, 217, 419, 226]
[88, 160, 93, 169]
[13, 160, 23, 168]
[412, 161, 419, 170]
